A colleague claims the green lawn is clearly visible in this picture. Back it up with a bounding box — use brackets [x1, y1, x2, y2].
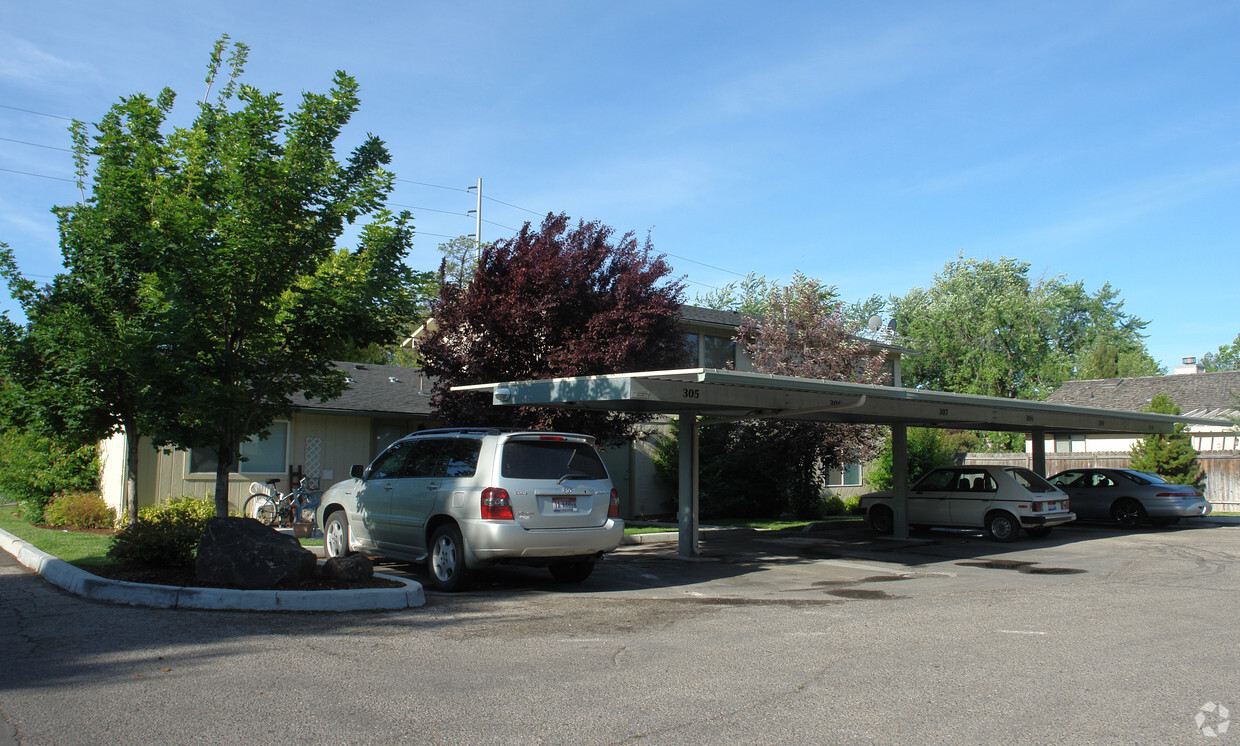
[0, 507, 115, 568]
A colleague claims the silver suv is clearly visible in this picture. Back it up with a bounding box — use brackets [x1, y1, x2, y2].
[317, 428, 624, 591]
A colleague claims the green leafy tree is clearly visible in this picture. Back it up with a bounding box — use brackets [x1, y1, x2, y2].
[893, 255, 1159, 399]
[866, 428, 967, 491]
[6, 37, 422, 517]
[1203, 333, 1240, 372]
[436, 234, 489, 290]
[1129, 393, 1201, 485]
[695, 272, 782, 315]
[2, 91, 176, 523]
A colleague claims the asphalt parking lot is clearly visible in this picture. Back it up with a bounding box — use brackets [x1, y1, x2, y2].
[370, 518, 1218, 604]
[2, 518, 1238, 744]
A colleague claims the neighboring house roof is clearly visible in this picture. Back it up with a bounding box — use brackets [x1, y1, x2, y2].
[294, 362, 435, 418]
[679, 304, 751, 329]
[1046, 371, 1240, 422]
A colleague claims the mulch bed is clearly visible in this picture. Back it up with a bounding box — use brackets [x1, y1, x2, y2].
[30, 521, 404, 591]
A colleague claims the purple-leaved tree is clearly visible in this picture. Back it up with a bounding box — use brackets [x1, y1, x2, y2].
[420, 213, 686, 444]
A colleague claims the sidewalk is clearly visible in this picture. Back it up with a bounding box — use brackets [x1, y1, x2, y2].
[0, 526, 425, 612]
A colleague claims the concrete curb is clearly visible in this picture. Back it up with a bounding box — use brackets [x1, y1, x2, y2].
[0, 527, 425, 612]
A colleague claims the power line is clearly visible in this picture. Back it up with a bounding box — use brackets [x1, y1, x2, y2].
[394, 178, 471, 193]
[0, 167, 74, 182]
[387, 202, 471, 218]
[0, 104, 74, 121]
[661, 252, 748, 278]
[484, 194, 543, 217]
[481, 218, 520, 233]
[0, 136, 71, 152]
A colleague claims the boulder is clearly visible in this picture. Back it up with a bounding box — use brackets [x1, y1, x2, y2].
[195, 517, 317, 588]
[322, 553, 374, 582]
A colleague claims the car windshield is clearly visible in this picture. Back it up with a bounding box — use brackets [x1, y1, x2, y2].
[1007, 468, 1058, 493]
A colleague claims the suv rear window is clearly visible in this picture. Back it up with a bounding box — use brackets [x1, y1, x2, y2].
[501, 440, 608, 480]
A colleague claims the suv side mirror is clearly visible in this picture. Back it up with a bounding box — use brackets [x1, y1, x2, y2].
[350, 464, 367, 480]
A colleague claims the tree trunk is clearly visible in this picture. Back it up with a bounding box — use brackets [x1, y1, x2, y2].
[124, 426, 142, 525]
[213, 443, 236, 518]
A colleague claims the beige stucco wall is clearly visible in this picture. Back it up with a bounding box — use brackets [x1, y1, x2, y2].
[100, 413, 436, 515]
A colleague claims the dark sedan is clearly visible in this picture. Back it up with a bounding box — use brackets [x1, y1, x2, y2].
[1047, 468, 1211, 529]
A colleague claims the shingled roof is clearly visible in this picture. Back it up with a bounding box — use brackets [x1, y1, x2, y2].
[1046, 371, 1240, 420]
[294, 362, 435, 417]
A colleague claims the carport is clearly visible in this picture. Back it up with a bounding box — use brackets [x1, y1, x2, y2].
[454, 368, 1231, 556]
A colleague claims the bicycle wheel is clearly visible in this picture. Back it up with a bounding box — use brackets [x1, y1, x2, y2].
[243, 494, 278, 525]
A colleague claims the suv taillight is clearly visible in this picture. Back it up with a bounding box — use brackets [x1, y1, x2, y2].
[608, 488, 620, 518]
[481, 487, 514, 520]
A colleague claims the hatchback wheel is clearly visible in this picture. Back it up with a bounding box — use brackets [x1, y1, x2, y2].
[986, 511, 1020, 542]
[868, 505, 894, 535]
[1111, 498, 1146, 530]
[429, 523, 469, 592]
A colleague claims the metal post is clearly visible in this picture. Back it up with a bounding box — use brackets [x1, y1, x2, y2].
[677, 414, 700, 557]
[467, 178, 482, 261]
[1031, 430, 1047, 476]
[474, 178, 482, 258]
[892, 424, 909, 539]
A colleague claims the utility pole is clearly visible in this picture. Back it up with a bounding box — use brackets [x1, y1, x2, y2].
[467, 178, 482, 261]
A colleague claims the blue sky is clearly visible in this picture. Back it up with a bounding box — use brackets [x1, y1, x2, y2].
[2, 1, 1237, 371]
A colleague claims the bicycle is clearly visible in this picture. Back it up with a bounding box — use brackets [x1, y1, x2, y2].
[243, 477, 317, 527]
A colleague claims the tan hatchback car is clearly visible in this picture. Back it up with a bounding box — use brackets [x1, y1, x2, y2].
[860, 465, 1076, 542]
[317, 428, 624, 591]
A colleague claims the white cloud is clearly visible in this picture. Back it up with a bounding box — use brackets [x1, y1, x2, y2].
[0, 37, 96, 88]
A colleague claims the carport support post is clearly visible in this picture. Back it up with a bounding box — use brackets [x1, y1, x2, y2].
[1031, 430, 1047, 476]
[677, 414, 700, 557]
[892, 424, 909, 539]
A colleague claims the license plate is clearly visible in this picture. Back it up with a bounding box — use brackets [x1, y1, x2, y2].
[553, 497, 577, 513]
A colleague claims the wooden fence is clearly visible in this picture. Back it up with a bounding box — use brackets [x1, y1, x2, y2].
[963, 451, 1240, 512]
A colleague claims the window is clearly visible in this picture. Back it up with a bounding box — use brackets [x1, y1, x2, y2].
[681, 333, 700, 366]
[1054, 434, 1086, 453]
[501, 441, 608, 480]
[370, 440, 416, 479]
[190, 422, 288, 474]
[438, 440, 481, 477]
[702, 335, 735, 368]
[827, 464, 862, 487]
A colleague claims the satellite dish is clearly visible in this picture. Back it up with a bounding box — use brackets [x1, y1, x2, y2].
[886, 318, 898, 333]
[867, 315, 882, 332]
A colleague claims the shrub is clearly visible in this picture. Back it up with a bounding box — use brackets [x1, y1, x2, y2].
[821, 495, 848, 516]
[107, 497, 214, 567]
[0, 428, 100, 523]
[43, 490, 115, 529]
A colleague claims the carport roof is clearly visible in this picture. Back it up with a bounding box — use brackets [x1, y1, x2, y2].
[454, 368, 1232, 435]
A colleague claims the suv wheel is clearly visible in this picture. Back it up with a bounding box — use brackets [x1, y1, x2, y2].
[428, 523, 469, 592]
[324, 512, 351, 558]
